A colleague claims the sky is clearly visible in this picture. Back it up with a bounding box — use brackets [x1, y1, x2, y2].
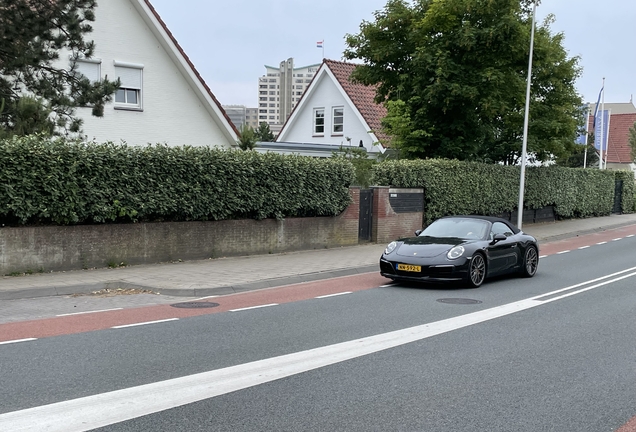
[148, 0, 636, 108]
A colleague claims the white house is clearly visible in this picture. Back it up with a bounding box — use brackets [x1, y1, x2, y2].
[276, 59, 389, 154]
[68, 0, 238, 147]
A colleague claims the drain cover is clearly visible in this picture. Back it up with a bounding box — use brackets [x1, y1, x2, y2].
[437, 298, 482, 305]
[170, 302, 220, 309]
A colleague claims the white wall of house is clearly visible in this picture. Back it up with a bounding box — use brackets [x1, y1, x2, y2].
[69, 0, 236, 147]
[277, 73, 379, 151]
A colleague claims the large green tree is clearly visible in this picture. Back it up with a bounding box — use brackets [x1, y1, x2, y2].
[0, 0, 119, 135]
[344, 0, 584, 164]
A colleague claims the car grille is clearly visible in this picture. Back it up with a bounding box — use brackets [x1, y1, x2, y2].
[381, 260, 455, 277]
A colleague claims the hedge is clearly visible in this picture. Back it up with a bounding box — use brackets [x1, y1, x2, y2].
[372, 159, 623, 224]
[0, 136, 355, 225]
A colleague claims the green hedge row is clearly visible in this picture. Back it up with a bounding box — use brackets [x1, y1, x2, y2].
[0, 136, 355, 225]
[372, 159, 629, 224]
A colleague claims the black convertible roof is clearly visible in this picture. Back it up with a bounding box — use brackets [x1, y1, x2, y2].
[439, 215, 521, 234]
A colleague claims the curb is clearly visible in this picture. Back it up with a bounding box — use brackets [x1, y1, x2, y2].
[0, 265, 379, 301]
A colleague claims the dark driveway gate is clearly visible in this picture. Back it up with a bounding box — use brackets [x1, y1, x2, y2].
[358, 189, 373, 242]
[613, 180, 623, 214]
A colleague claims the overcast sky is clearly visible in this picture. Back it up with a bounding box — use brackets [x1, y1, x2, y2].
[148, 0, 636, 108]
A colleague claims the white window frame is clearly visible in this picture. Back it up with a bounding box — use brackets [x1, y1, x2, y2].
[332, 106, 344, 135]
[114, 61, 143, 111]
[313, 108, 325, 136]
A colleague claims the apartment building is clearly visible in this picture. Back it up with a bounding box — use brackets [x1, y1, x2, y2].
[222, 105, 259, 131]
[258, 58, 320, 134]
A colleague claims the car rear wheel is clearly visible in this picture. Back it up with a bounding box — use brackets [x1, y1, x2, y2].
[466, 253, 486, 288]
[520, 246, 539, 277]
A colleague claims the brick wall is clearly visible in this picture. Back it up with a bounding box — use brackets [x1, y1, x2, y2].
[0, 190, 360, 275]
[371, 187, 424, 244]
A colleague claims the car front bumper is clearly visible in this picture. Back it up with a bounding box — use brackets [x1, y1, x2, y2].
[379, 256, 470, 283]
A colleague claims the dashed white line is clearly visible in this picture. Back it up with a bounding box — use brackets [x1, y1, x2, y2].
[578, 246, 590, 250]
[556, 250, 571, 254]
[539, 255, 548, 259]
[0, 338, 37, 345]
[229, 304, 279, 312]
[315, 292, 352, 299]
[112, 318, 179, 329]
[597, 241, 607, 245]
[57, 308, 123, 317]
[627, 235, 634, 238]
[612, 238, 622, 242]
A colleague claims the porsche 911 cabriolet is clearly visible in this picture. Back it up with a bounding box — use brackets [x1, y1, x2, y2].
[379, 215, 539, 288]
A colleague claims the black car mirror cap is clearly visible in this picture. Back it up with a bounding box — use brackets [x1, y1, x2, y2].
[415, 229, 422, 236]
[491, 233, 507, 244]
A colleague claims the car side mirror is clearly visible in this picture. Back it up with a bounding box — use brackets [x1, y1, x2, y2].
[491, 233, 506, 244]
[415, 229, 422, 236]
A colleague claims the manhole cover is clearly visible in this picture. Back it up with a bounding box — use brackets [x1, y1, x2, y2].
[170, 302, 220, 309]
[437, 298, 482, 305]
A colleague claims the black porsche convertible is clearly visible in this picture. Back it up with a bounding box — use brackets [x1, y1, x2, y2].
[379, 215, 539, 288]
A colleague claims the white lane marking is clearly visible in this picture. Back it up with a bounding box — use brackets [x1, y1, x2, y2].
[2, 268, 635, 432]
[190, 295, 219, 301]
[0, 338, 37, 346]
[315, 292, 352, 299]
[627, 235, 634, 238]
[539, 255, 547, 259]
[612, 238, 622, 241]
[556, 250, 570, 254]
[229, 304, 278, 312]
[597, 241, 607, 245]
[111, 318, 178, 329]
[578, 246, 590, 250]
[56, 308, 123, 317]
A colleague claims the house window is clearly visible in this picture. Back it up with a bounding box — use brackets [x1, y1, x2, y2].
[114, 63, 143, 110]
[332, 107, 344, 134]
[73, 59, 101, 82]
[313, 108, 325, 135]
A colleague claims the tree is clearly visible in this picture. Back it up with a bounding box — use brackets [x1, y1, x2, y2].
[0, 0, 119, 135]
[557, 142, 598, 168]
[236, 124, 256, 150]
[254, 122, 275, 142]
[343, 0, 584, 164]
[629, 122, 636, 162]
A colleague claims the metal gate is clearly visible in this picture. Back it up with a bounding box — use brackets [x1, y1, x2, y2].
[613, 180, 623, 214]
[358, 189, 373, 242]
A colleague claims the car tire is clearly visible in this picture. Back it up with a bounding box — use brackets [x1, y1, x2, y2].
[520, 245, 539, 278]
[466, 253, 486, 288]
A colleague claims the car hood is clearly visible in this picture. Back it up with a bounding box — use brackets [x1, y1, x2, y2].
[395, 236, 469, 258]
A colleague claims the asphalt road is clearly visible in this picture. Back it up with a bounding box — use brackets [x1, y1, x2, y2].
[0, 233, 635, 431]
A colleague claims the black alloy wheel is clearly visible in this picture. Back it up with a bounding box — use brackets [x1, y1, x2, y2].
[521, 246, 539, 277]
[467, 253, 486, 288]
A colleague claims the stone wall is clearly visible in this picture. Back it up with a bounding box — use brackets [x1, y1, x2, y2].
[371, 187, 424, 244]
[0, 189, 360, 274]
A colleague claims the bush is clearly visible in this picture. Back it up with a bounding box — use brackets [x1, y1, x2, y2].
[0, 136, 354, 225]
[372, 159, 616, 224]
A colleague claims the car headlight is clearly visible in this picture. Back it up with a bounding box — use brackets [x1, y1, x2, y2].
[447, 245, 465, 260]
[385, 241, 398, 255]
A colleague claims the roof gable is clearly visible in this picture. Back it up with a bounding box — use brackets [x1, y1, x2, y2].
[277, 59, 389, 147]
[605, 112, 636, 164]
[133, 0, 239, 140]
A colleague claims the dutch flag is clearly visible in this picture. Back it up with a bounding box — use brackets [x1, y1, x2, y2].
[317, 40, 323, 48]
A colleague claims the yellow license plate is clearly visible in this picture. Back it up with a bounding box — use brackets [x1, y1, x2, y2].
[397, 264, 421, 272]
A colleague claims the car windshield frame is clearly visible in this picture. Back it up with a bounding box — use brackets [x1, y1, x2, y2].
[419, 218, 490, 240]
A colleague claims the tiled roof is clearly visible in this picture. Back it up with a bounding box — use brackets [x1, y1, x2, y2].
[142, 0, 239, 136]
[586, 112, 636, 164]
[323, 60, 390, 146]
[605, 113, 636, 164]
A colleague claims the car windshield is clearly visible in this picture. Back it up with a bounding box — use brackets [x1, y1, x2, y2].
[420, 218, 489, 240]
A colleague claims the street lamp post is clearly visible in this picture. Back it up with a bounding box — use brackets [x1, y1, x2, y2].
[517, 1, 537, 229]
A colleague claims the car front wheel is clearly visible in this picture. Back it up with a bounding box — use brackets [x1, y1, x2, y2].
[520, 246, 539, 277]
[466, 253, 486, 288]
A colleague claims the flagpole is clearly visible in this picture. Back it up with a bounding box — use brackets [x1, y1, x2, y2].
[605, 109, 612, 169]
[599, 77, 605, 169]
[583, 105, 589, 168]
[517, 0, 537, 229]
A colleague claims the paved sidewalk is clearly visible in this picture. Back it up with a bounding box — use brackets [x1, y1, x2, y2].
[2, 213, 636, 301]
